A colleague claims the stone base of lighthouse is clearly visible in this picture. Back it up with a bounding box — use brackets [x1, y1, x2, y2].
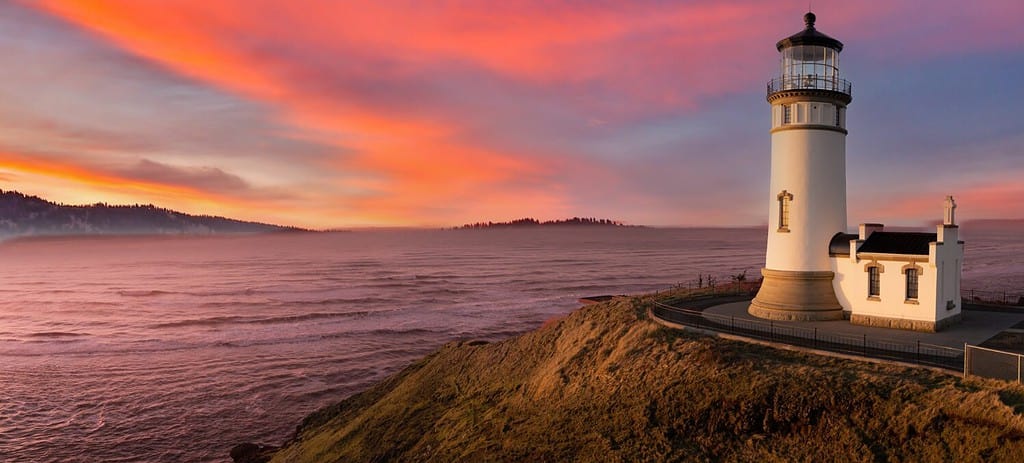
[749, 269, 844, 321]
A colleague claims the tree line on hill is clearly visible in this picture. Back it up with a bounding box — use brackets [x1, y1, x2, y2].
[456, 217, 630, 229]
[0, 189, 299, 237]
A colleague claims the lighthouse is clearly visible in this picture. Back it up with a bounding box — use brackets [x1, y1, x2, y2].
[749, 12, 851, 321]
[748, 12, 964, 331]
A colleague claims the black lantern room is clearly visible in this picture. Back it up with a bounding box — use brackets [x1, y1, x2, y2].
[767, 12, 852, 103]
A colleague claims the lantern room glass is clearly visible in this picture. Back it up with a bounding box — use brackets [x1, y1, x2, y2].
[780, 45, 840, 91]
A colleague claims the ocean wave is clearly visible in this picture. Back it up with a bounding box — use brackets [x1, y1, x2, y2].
[119, 288, 268, 298]
[148, 315, 250, 329]
[521, 283, 621, 293]
[365, 327, 437, 337]
[201, 329, 437, 349]
[416, 287, 473, 296]
[148, 309, 392, 329]
[412, 273, 461, 280]
[2, 326, 430, 357]
[117, 290, 174, 297]
[250, 310, 383, 325]
[26, 331, 90, 338]
[185, 288, 262, 297]
[197, 296, 396, 311]
[363, 281, 419, 290]
[305, 297, 395, 306]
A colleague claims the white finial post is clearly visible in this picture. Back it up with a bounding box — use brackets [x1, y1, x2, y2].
[944, 196, 957, 225]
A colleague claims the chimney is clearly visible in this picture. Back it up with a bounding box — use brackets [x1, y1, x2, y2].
[859, 223, 884, 240]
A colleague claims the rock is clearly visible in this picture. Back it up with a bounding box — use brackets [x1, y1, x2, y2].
[229, 442, 277, 463]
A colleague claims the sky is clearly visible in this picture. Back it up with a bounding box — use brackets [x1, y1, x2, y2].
[0, 1, 1021, 229]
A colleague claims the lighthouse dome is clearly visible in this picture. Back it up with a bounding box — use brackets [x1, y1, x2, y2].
[776, 12, 843, 51]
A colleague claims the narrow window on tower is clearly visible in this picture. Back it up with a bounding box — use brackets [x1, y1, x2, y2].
[835, 106, 841, 126]
[868, 266, 881, 298]
[905, 268, 919, 301]
[777, 190, 793, 232]
[782, 104, 792, 124]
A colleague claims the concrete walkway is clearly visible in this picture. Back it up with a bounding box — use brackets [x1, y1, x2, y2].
[705, 301, 1024, 349]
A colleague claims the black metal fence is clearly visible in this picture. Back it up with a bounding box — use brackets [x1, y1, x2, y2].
[650, 301, 963, 370]
[653, 282, 759, 299]
[962, 289, 1024, 307]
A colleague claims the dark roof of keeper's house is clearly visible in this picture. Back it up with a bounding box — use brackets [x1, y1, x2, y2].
[858, 232, 937, 256]
[776, 12, 844, 51]
[828, 232, 858, 256]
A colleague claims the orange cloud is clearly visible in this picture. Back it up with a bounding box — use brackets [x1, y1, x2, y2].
[2, 152, 203, 199]
[0, 152, 327, 226]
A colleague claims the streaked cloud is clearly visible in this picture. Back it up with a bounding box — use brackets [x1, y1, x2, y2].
[119, 159, 251, 195]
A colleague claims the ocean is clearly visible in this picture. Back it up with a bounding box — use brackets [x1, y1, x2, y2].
[1, 226, 1021, 462]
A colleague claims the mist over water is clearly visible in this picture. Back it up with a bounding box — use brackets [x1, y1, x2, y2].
[0, 227, 1020, 462]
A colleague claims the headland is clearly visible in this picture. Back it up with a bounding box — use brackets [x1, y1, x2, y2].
[236, 287, 1024, 462]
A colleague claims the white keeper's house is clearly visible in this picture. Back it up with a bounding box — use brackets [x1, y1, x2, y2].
[747, 12, 965, 332]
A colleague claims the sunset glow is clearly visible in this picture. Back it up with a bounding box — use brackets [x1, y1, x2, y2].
[1, 1, 1022, 227]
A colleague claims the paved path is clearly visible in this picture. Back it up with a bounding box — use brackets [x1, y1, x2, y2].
[705, 301, 1024, 350]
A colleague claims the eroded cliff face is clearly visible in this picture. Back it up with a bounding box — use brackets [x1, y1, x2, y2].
[257, 294, 1024, 463]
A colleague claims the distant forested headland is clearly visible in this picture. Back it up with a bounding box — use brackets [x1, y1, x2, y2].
[456, 217, 635, 229]
[0, 189, 301, 237]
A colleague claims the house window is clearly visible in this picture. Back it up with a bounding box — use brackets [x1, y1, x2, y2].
[868, 266, 880, 297]
[783, 105, 792, 124]
[905, 268, 919, 300]
[777, 190, 793, 232]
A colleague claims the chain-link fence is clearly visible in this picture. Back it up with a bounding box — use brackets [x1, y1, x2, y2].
[964, 344, 1024, 383]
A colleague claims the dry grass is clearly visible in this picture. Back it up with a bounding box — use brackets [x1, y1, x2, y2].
[267, 293, 1024, 463]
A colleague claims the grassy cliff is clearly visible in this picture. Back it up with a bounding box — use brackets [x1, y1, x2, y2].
[263, 292, 1024, 462]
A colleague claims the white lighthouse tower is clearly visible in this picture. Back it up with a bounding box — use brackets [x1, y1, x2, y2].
[749, 12, 852, 321]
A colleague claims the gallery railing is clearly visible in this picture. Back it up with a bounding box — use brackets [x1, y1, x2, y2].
[767, 75, 852, 96]
[650, 300, 963, 370]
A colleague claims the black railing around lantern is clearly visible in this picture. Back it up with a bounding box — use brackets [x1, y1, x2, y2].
[768, 75, 852, 97]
